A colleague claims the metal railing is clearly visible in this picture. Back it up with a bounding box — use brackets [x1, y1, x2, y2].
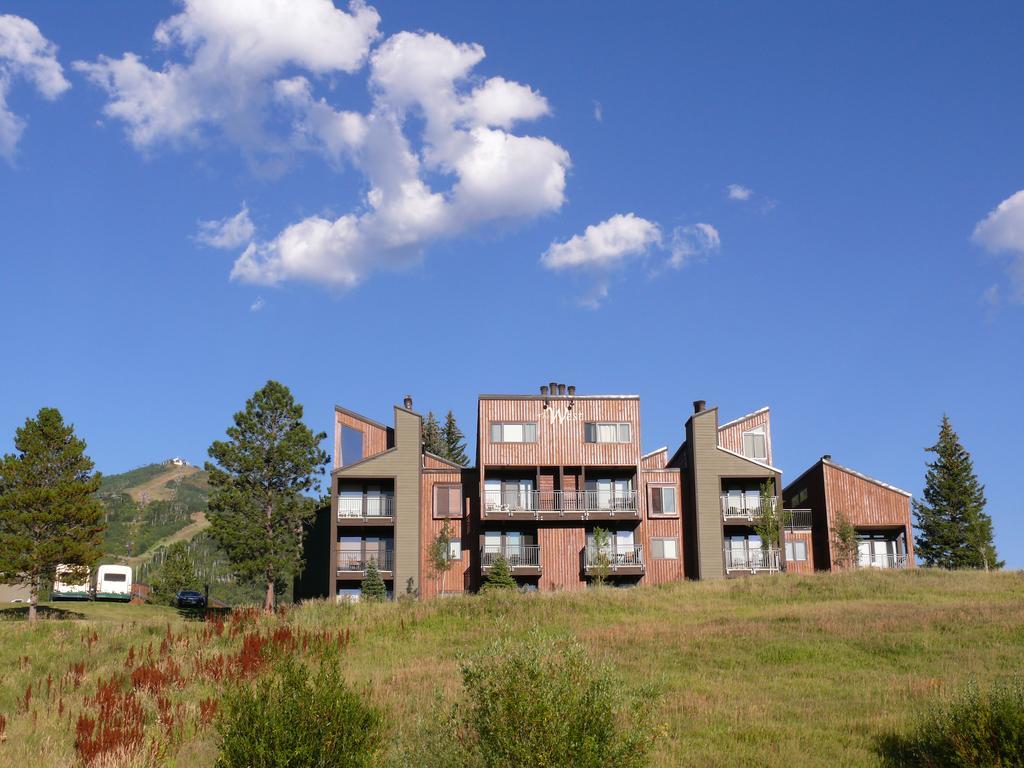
[481, 545, 541, 570]
[721, 494, 778, 521]
[336, 551, 393, 573]
[584, 545, 645, 571]
[724, 547, 781, 573]
[857, 552, 909, 569]
[783, 509, 813, 530]
[337, 495, 395, 520]
[484, 489, 638, 514]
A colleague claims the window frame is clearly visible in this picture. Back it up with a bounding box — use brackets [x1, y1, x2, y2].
[489, 421, 538, 444]
[432, 483, 463, 519]
[584, 422, 632, 444]
[742, 427, 768, 461]
[650, 537, 679, 560]
[784, 540, 808, 562]
[647, 484, 679, 518]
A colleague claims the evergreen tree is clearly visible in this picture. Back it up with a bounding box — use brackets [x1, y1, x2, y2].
[149, 541, 200, 605]
[422, 412, 445, 457]
[481, 554, 517, 592]
[206, 381, 329, 612]
[914, 415, 1001, 569]
[0, 408, 105, 623]
[832, 510, 859, 569]
[442, 410, 469, 466]
[360, 558, 387, 602]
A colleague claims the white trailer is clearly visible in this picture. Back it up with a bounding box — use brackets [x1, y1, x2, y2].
[52, 564, 92, 600]
[94, 564, 133, 601]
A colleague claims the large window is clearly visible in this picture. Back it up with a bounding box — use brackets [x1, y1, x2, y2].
[433, 484, 462, 518]
[340, 426, 364, 467]
[742, 428, 767, 460]
[584, 422, 631, 443]
[650, 538, 678, 560]
[649, 485, 677, 516]
[490, 422, 537, 443]
[785, 541, 808, 561]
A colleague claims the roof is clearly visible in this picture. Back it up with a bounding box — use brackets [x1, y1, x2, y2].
[333, 404, 391, 432]
[718, 406, 770, 431]
[423, 451, 463, 469]
[641, 446, 668, 459]
[783, 457, 913, 498]
[478, 394, 639, 400]
[716, 445, 783, 474]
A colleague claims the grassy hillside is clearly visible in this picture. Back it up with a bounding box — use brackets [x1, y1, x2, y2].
[1, 569, 1022, 767]
[98, 462, 211, 560]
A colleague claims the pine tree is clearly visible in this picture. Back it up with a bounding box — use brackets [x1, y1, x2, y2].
[0, 408, 105, 623]
[361, 558, 387, 602]
[481, 554, 517, 592]
[149, 541, 200, 605]
[206, 381, 329, 612]
[442, 411, 469, 466]
[914, 415, 1001, 570]
[422, 412, 445, 457]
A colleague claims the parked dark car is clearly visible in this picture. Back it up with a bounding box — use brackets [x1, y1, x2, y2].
[175, 590, 206, 608]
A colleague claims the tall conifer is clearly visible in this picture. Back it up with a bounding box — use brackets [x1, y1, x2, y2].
[422, 412, 445, 457]
[442, 410, 469, 466]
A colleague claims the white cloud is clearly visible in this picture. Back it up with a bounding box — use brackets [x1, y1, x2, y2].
[81, 7, 571, 289]
[593, 100, 602, 123]
[669, 223, 720, 268]
[197, 203, 255, 249]
[727, 183, 752, 201]
[0, 14, 70, 161]
[250, 296, 266, 312]
[972, 189, 1024, 302]
[542, 213, 661, 270]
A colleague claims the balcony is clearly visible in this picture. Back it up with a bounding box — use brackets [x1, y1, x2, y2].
[724, 547, 780, 575]
[857, 552, 909, 569]
[481, 546, 542, 575]
[336, 551, 393, 578]
[483, 490, 639, 521]
[721, 494, 778, 522]
[783, 509, 813, 530]
[583, 546, 645, 576]
[337, 494, 395, 525]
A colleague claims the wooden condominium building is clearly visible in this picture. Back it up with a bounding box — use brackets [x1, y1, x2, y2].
[295, 385, 915, 602]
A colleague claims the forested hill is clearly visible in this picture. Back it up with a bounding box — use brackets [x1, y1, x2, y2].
[97, 461, 211, 560]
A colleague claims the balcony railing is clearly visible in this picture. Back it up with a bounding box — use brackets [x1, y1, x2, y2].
[484, 489, 638, 516]
[337, 495, 395, 520]
[583, 546, 645, 572]
[724, 547, 781, 573]
[783, 509, 813, 530]
[721, 495, 778, 522]
[337, 551, 393, 573]
[481, 545, 541, 570]
[857, 552, 909, 569]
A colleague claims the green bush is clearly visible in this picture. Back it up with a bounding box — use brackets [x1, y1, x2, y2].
[479, 554, 517, 591]
[875, 680, 1024, 767]
[404, 634, 656, 768]
[216, 655, 384, 768]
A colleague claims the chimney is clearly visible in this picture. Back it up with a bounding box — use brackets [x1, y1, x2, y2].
[558, 383, 567, 396]
[549, 381, 558, 396]
[540, 385, 549, 397]
[693, 399, 706, 413]
[403, 395, 413, 410]
[567, 385, 576, 397]
[822, 454, 832, 462]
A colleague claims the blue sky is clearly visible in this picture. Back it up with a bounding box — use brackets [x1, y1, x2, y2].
[1, 2, 1022, 565]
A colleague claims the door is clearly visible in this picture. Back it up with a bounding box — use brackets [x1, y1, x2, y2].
[615, 529, 635, 564]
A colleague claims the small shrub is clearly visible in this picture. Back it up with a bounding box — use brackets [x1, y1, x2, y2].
[406, 634, 657, 768]
[215, 655, 383, 768]
[360, 559, 387, 602]
[480, 555, 516, 592]
[875, 679, 1024, 767]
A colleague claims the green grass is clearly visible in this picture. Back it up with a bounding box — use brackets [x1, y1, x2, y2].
[0, 569, 1022, 768]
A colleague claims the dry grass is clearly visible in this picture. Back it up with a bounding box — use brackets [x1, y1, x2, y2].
[1, 569, 1022, 767]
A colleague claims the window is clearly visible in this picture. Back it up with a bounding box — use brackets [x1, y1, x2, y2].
[649, 485, 678, 516]
[791, 488, 808, 506]
[785, 541, 808, 561]
[490, 422, 537, 443]
[584, 422, 631, 443]
[433, 484, 462, 518]
[340, 426, 364, 467]
[650, 538, 678, 559]
[742, 428, 767, 460]
[103, 573, 127, 582]
[447, 540, 462, 560]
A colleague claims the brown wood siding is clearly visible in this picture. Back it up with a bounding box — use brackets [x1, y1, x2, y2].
[641, 517, 684, 584]
[334, 410, 390, 470]
[641, 449, 668, 469]
[419, 468, 470, 599]
[423, 454, 461, 470]
[537, 526, 587, 592]
[823, 462, 914, 566]
[479, 397, 641, 467]
[783, 530, 815, 573]
[784, 463, 830, 571]
[717, 409, 773, 465]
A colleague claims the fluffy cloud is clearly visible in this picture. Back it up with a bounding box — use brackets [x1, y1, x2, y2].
[669, 223, 720, 267]
[82, 4, 570, 289]
[972, 189, 1024, 301]
[727, 183, 752, 201]
[0, 14, 70, 161]
[542, 213, 661, 270]
[197, 203, 255, 249]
